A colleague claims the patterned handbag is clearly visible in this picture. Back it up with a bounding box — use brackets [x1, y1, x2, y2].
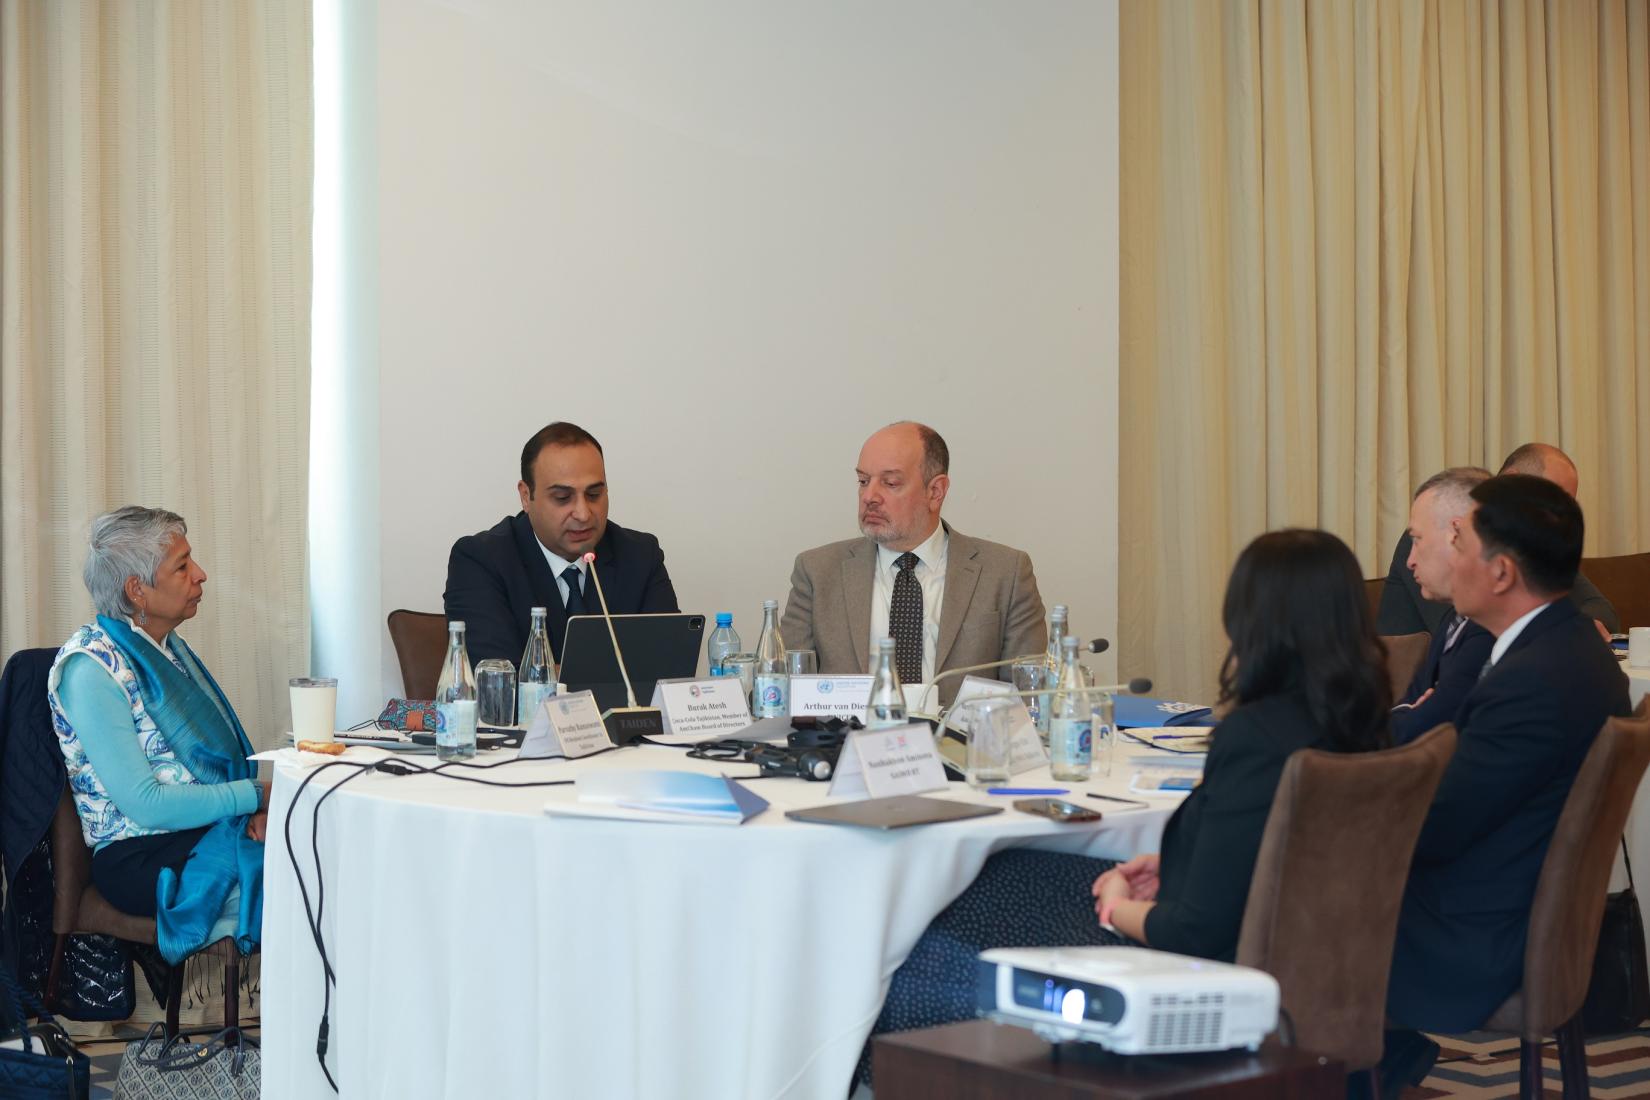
[0, 959, 91, 1100]
[375, 697, 439, 732]
[113, 1023, 259, 1100]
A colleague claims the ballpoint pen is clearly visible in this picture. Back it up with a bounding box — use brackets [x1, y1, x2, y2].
[1086, 792, 1151, 809]
[986, 787, 1070, 796]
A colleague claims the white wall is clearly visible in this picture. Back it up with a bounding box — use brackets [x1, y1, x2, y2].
[321, 0, 1120, 717]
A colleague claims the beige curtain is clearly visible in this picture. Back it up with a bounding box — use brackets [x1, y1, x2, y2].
[1, 0, 313, 747]
[1120, 0, 1650, 704]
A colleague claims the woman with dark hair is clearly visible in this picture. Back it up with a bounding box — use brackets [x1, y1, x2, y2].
[860, 528, 1391, 1073]
[1092, 527, 1391, 949]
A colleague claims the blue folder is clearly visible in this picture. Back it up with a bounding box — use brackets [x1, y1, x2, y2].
[1112, 695, 1217, 729]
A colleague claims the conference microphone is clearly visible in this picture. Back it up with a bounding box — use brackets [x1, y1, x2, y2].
[581, 551, 666, 745]
[911, 639, 1114, 718]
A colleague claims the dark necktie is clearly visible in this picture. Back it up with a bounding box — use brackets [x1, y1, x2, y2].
[561, 565, 589, 616]
[891, 552, 923, 685]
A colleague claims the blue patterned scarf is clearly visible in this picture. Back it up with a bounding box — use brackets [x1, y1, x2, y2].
[96, 615, 262, 962]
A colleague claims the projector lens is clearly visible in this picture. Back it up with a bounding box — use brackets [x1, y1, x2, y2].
[1060, 987, 1087, 1023]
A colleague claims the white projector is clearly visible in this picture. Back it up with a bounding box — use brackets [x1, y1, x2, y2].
[975, 946, 1279, 1054]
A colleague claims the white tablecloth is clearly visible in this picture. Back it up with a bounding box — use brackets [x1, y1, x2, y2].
[1626, 663, 1650, 708]
[1620, 663, 1650, 895]
[261, 744, 1175, 1099]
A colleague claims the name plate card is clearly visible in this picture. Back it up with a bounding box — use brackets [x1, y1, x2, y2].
[648, 678, 752, 742]
[519, 690, 612, 759]
[950, 676, 1047, 776]
[827, 723, 950, 799]
[788, 675, 873, 719]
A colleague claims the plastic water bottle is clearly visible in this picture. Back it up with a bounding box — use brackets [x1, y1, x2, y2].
[517, 606, 555, 726]
[1048, 635, 1092, 781]
[706, 613, 742, 677]
[1034, 604, 1069, 735]
[435, 621, 478, 761]
[865, 637, 907, 729]
[753, 600, 788, 717]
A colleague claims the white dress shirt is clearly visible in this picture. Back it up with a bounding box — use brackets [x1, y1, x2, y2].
[537, 540, 587, 609]
[1488, 600, 1556, 668]
[869, 525, 948, 684]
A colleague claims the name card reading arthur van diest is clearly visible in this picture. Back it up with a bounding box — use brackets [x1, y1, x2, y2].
[787, 675, 873, 719]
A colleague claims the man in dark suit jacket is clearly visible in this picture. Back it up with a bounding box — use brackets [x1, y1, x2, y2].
[1387, 475, 1632, 1043]
[1376, 443, 1619, 636]
[1389, 467, 1494, 745]
[444, 423, 678, 666]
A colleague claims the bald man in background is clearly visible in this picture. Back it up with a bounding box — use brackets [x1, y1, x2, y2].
[1377, 443, 1620, 636]
[781, 421, 1046, 708]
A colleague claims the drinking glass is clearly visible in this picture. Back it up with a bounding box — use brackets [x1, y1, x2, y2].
[959, 698, 1017, 787]
[475, 659, 517, 726]
[723, 653, 758, 707]
[1090, 692, 1116, 778]
[289, 677, 338, 742]
[1011, 659, 1049, 738]
[786, 649, 818, 677]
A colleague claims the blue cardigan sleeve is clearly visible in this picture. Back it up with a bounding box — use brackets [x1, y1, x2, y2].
[58, 653, 259, 834]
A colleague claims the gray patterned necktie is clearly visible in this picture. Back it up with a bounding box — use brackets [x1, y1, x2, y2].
[891, 552, 923, 685]
[1443, 612, 1469, 653]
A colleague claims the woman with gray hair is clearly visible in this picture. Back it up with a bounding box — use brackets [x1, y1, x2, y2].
[46, 506, 267, 961]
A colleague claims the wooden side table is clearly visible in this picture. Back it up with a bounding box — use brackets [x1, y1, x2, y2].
[873, 1020, 1346, 1099]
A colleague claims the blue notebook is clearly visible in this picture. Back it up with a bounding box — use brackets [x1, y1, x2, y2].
[1113, 695, 1216, 729]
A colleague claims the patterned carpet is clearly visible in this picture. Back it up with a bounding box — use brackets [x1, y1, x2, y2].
[1405, 1030, 1650, 1098]
[64, 1021, 1650, 1097]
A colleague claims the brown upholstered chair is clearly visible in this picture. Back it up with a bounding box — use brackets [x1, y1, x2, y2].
[1364, 578, 1386, 623]
[386, 609, 449, 700]
[1580, 552, 1650, 629]
[1235, 724, 1458, 1092]
[44, 787, 247, 1037]
[1380, 632, 1430, 700]
[1478, 698, 1650, 1100]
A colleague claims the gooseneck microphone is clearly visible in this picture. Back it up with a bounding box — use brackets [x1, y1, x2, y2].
[581, 552, 666, 743]
[910, 639, 1114, 718]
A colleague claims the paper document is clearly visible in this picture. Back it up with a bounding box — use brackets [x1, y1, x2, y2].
[545, 770, 769, 825]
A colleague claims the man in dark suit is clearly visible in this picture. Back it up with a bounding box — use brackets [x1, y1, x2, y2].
[1389, 467, 1494, 745]
[781, 422, 1045, 708]
[1384, 475, 1631, 1088]
[443, 422, 678, 666]
[1376, 443, 1619, 635]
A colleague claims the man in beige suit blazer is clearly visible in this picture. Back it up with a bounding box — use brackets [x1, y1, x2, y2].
[781, 422, 1047, 708]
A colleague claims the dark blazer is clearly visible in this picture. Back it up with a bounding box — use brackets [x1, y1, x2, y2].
[1144, 692, 1338, 962]
[443, 513, 678, 666]
[1390, 611, 1493, 745]
[1377, 531, 1620, 635]
[1387, 599, 1632, 1032]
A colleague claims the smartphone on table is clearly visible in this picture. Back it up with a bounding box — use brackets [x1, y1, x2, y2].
[1013, 798, 1103, 823]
